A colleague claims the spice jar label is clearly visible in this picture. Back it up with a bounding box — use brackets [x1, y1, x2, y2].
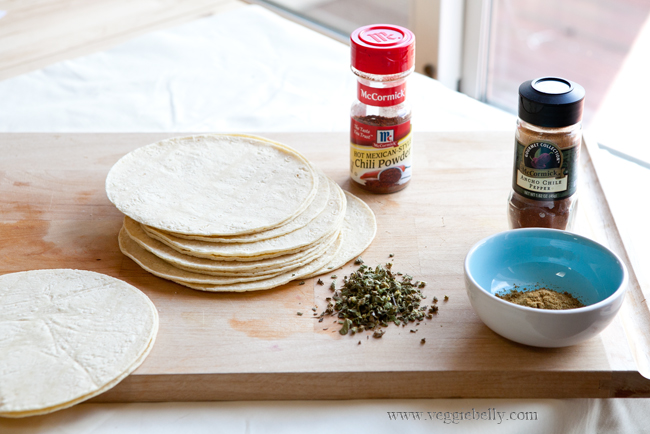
[350, 118, 412, 192]
[512, 140, 579, 200]
[357, 82, 407, 107]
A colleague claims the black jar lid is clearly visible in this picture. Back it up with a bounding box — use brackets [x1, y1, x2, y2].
[518, 77, 585, 128]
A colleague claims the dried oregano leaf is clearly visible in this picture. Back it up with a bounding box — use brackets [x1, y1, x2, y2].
[319, 263, 428, 338]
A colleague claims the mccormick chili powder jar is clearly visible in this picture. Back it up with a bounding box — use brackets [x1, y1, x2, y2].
[349, 24, 415, 194]
[508, 77, 585, 231]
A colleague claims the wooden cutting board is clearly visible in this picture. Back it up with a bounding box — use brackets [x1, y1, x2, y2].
[1, 132, 649, 400]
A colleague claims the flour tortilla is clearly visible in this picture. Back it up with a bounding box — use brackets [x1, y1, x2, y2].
[169, 171, 331, 243]
[305, 191, 377, 277]
[0, 270, 158, 418]
[141, 178, 346, 259]
[120, 229, 343, 292]
[123, 216, 335, 274]
[106, 134, 318, 236]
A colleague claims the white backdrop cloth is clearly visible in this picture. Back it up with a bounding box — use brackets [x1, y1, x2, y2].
[0, 4, 647, 433]
[0, 6, 511, 133]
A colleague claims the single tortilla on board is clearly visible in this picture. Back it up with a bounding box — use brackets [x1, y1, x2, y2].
[119, 228, 343, 292]
[140, 178, 346, 259]
[105, 134, 318, 236]
[304, 191, 377, 277]
[123, 217, 336, 275]
[0, 270, 158, 418]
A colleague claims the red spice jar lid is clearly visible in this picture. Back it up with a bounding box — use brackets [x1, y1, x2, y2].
[351, 24, 415, 76]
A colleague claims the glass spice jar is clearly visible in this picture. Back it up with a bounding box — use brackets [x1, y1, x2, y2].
[508, 77, 585, 231]
[349, 24, 415, 194]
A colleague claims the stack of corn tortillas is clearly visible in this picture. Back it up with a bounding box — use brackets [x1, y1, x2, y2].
[106, 134, 377, 292]
[0, 269, 158, 418]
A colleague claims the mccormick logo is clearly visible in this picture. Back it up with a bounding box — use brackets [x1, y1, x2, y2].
[357, 82, 407, 107]
[364, 30, 402, 44]
[377, 130, 394, 144]
[374, 129, 399, 148]
[360, 88, 405, 103]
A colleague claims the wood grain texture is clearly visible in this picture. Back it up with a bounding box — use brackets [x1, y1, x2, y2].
[0, 0, 246, 81]
[1, 132, 649, 399]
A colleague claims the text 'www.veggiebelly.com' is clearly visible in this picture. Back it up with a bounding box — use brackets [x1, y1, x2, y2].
[387, 408, 539, 425]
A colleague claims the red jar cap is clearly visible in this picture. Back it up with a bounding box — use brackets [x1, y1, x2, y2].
[351, 24, 415, 75]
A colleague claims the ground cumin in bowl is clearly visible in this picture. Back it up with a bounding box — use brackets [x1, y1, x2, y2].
[464, 228, 628, 347]
[496, 287, 584, 310]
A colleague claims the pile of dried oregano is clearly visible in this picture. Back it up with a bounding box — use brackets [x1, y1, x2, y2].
[318, 260, 439, 338]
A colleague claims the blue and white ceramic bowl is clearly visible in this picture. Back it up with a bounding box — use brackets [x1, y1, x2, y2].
[464, 228, 628, 347]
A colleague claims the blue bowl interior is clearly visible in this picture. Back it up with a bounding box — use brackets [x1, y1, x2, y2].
[467, 229, 626, 306]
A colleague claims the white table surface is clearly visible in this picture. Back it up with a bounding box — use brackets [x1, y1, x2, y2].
[1, 5, 648, 433]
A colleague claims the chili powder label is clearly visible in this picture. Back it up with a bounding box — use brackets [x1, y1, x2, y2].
[512, 140, 579, 200]
[350, 118, 412, 188]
